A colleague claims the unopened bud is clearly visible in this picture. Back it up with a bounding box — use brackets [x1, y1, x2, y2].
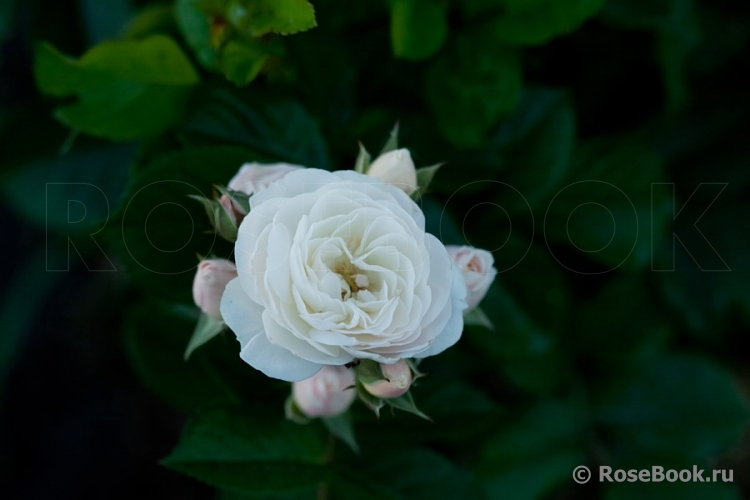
[362, 360, 412, 399]
[367, 149, 418, 194]
[192, 259, 237, 320]
[446, 245, 496, 311]
[219, 193, 247, 228]
[228, 162, 303, 195]
[293, 365, 356, 417]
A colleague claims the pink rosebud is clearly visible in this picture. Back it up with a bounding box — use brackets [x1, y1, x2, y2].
[293, 365, 356, 417]
[446, 245, 497, 311]
[367, 149, 418, 194]
[362, 360, 412, 399]
[192, 259, 237, 320]
[228, 162, 304, 195]
[218, 193, 247, 227]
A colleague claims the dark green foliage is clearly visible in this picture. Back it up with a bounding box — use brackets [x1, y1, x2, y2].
[4, 0, 750, 498]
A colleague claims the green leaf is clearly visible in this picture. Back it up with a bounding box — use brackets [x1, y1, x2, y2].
[124, 4, 176, 39]
[658, 203, 750, 335]
[163, 407, 328, 495]
[491, 235, 570, 333]
[543, 137, 669, 271]
[219, 39, 269, 86]
[184, 312, 226, 360]
[594, 355, 750, 464]
[391, 0, 448, 61]
[1, 143, 135, 235]
[465, 283, 562, 394]
[322, 412, 360, 454]
[123, 301, 241, 411]
[500, 91, 576, 211]
[601, 0, 701, 110]
[425, 31, 522, 148]
[105, 146, 260, 302]
[175, 0, 220, 68]
[573, 275, 672, 373]
[485, 0, 605, 46]
[478, 401, 586, 500]
[421, 193, 562, 394]
[34, 36, 199, 140]
[226, 0, 317, 37]
[360, 448, 481, 500]
[179, 88, 330, 170]
[356, 378, 500, 443]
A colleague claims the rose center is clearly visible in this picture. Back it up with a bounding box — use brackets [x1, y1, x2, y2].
[333, 260, 370, 299]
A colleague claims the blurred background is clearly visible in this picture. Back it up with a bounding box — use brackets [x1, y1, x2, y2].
[1, 0, 750, 498]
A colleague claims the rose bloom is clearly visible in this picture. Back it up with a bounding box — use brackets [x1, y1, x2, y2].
[445, 246, 496, 311]
[220, 169, 467, 381]
[228, 162, 303, 195]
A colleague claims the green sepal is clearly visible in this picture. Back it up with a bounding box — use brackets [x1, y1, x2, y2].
[284, 394, 311, 424]
[463, 307, 495, 331]
[384, 390, 432, 421]
[354, 359, 388, 385]
[322, 411, 360, 455]
[214, 184, 251, 214]
[187, 193, 219, 225]
[378, 122, 400, 156]
[187, 193, 239, 243]
[405, 358, 427, 382]
[355, 379, 385, 417]
[184, 312, 225, 360]
[354, 142, 371, 174]
[411, 162, 443, 200]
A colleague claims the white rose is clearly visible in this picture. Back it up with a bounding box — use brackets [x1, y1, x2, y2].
[228, 162, 304, 195]
[367, 149, 418, 194]
[446, 245, 496, 311]
[292, 365, 356, 417]
[220, 168, 467, 382]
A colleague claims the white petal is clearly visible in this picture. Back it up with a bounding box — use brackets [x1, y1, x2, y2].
[239, 332, 323, 382]
[414, 264, 468, 358]
[263, 310, 354, 365]
[220, 278, 265, 346]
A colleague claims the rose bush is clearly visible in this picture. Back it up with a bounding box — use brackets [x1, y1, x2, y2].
[220, 168, 467, 382]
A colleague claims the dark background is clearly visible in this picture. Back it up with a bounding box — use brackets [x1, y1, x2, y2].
[2, 0, 750, 499]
